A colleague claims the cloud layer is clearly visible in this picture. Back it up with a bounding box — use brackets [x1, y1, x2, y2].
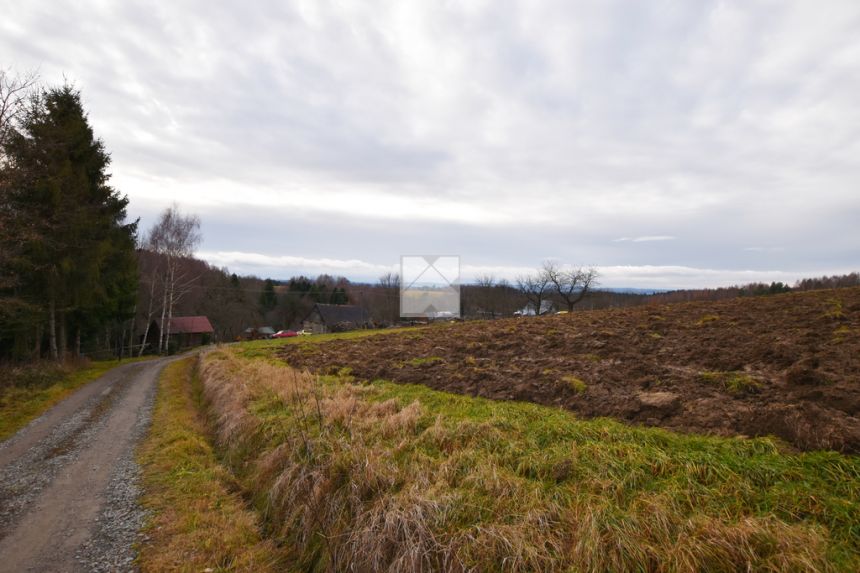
[3, 1, 858, 286]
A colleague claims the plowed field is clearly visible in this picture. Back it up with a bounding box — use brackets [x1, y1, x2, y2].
[280, 288, 860, 452]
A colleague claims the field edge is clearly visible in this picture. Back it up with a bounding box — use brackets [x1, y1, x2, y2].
[135, 356, 287, 572]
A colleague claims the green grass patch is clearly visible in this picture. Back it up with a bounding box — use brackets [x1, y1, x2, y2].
[695, 314, 721, 326]
[700, 370, 762, 394]
[136, 357, 285, 572]
[200, 349, 860, 571]
[0, 356, 155, 442]
[561, 375, 587, 393]
[237, 326, 421, 351]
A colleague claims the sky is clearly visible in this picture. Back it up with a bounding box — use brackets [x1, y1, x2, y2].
[2, 0, 858, 288]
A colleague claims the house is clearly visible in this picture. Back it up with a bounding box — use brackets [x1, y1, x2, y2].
[514, 300, 557, 316]
[148, 316, 215, 349]
[303, 303, 370, 334]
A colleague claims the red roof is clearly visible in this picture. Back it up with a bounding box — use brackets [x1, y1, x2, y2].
[162, 316, 214, 334]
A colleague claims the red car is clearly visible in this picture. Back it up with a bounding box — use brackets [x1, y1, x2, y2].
[272, 330, 298, 338]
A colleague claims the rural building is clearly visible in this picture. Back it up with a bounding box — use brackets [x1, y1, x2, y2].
[149, 316, 215, 349]
[303, 303, 370, 334]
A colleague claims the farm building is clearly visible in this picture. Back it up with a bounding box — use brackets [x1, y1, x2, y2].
[303, 303, 370, 334]
[147, 316, 214, 350]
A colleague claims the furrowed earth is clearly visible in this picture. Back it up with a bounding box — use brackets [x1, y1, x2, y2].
[279, 287, 860, 453]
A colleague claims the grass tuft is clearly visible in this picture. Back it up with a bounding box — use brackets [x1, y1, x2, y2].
[403, 356, 444, 367]
[700, 370, 762, 394]
[695, 314, 721, 326]
[562, 375, 588, 393]
[833, 325, 852, 343]
[823, 298, 844, 319]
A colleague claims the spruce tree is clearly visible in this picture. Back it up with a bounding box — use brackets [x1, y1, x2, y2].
[3, 85, 137, 360]
[259, 278, 277, 312]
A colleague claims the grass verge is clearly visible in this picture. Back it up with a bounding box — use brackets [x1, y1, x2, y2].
[199, 345, 860, 572]
[233, 326, 422, 360]
[136, 356, 285, 572]
[0, 356, 154, 441]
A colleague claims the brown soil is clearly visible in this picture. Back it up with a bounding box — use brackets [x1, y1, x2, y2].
[279, 288, 860, 453]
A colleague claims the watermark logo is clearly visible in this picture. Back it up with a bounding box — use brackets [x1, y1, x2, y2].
[400, 255, 460, 318]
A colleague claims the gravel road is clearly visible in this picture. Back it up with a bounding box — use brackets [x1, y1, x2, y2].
[0, 357, 176, 573]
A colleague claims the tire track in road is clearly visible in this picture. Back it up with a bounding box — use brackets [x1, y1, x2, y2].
[0, 357, 176, 572]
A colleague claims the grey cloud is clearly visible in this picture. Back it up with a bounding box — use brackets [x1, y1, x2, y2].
[2, 0, 858, 285]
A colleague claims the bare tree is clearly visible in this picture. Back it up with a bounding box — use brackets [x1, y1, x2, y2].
[473, 274, 498, 318]
[136, 248, 162, 356]
[543, 260, 598, 312]
[0, 69, 38, 288]
[516, 271, 551, 316]
[377, 272, 401, 325]
[0, 68, 38, 159]
[495, 278, 523, 316]
[147, 204, 202, 354]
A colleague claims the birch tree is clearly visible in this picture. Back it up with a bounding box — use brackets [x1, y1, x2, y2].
[146, 205, 201, 354]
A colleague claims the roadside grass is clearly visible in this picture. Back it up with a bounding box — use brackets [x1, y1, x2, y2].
[198, 345, 860, 572]
[136, 357, 285, 572]
[0, 356, 154, 441]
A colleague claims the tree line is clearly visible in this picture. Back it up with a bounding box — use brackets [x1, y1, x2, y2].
[1, 71, 138, 361]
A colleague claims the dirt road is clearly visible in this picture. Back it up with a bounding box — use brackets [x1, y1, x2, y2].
[0, 357, 175, 573]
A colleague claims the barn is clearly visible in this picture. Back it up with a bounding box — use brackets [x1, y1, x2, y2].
[302, 304, 370, 334]
[148, 316, 215, 350]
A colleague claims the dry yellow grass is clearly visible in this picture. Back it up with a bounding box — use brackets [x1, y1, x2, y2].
[136, 357, 286, 572]
[194, 347, 857, 572]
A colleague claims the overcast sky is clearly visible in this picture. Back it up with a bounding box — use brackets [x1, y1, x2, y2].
[3, 0, 858, 288]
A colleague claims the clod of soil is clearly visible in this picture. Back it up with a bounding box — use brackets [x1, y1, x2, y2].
[280, 288, 860, 453]
[786, 356, 828, 385]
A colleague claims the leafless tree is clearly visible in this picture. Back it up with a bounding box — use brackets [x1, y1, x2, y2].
[473, 274, 499, 318]
[376, 272, 401, 325]
[516, 271, 551, 316]
[136, 248, 163, 355]
[0, 69, 38, 285]
[542, 260, 599, 312]
[147, 204, 202, 354]
[0, 68, 38, 161]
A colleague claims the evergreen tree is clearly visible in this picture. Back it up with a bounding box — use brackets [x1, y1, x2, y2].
[260, 278, 277, 312]
[329, 287, 348, 305]
[1, 85, 137, 360]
